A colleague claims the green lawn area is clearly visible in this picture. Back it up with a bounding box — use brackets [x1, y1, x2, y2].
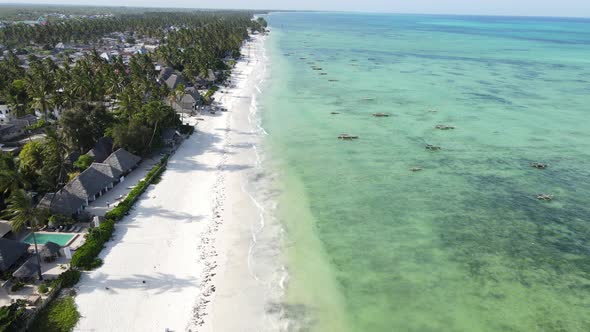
[30, 296, 80, 332]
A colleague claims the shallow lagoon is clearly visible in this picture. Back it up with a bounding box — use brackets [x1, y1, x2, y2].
[263, 13, 590, 332]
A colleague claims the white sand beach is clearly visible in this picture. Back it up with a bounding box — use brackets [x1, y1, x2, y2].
[74, 34, 284, 332]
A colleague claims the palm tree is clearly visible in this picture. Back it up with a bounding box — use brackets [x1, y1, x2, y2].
[143, 101, 168, 149]
[168, 83, 186, 123]
[3, 189, 44, 280]
[43, 129, 70, 191]
[0, 154, 28, 195]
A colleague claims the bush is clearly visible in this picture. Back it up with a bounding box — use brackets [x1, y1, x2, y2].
[38, 284, 48, 294]
[10, 282, 24, 292]
[0, 301, 27, 332]
[73, 154, 94, 171]
[58, 269, 80, 288]
[179, 124, 194, 135]
[49, 214, 75, 227]
[70, 156, 168, 270]
[29, 296, 80, 332]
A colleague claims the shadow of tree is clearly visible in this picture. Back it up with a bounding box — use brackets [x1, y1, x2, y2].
[77, 271, 199, 296]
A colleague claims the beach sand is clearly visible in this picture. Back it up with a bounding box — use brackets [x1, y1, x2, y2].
[74, 34, 284, 332]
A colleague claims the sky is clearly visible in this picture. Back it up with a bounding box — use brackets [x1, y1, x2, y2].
[6, 0, 590, 18]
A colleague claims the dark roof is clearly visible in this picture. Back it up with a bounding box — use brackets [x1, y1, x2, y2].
[41, 241, 60, 256]
[11, 114, 38, 129]
[65, 163, 116, 201]
[157, 67, 174, 82]
[161, 128, 181, 141]
[86, 137, 113, 163]
[0, 238, 29, 271]
[181, 87, 202, 105]
[0, 220, 12, 238]
[91, 162, 122, 179]
[38, 190, 85, 216]
[12, 256, 39, 279]
[0, 124, 19, 135]
[104, 148, 141, 174]
[165, 74, 185, 90]
[66, 151, 81, 165]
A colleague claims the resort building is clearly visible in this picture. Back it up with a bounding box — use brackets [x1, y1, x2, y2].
[0, 103, 14, 124]
[104, 148, 142, 176]
[38, 148, 141, 216]
[0, 238, 29, 273]
[87, 137, 114, 163]
[12, 256, 40, 281]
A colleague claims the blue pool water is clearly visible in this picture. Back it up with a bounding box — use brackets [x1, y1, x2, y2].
[22, 232, 74, 246]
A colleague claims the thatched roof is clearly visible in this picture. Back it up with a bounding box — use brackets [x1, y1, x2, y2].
[41, 241, 60, 256]
[12, 256, 39, 279]
[91, 162, 122, 179]
[86, 137, 113, 163]
[104, 148, 141, 174]
[0, 238, 29, 271]
[0, 220, 13, 238]
[65, 163, 116, 201]
[162, 128, 181, 141]
[38, 190, 85, 216]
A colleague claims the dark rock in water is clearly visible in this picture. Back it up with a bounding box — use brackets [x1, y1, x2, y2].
[373, 113, 390, 117]
[425, 144, 441, 150]
[338, 134, 359, 140]
[536, 194, 553, 201]
[531, 162, 547, 169]
[435, 124, 455, 130]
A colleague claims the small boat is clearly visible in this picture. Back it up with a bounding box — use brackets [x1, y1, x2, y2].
[531, 162, 547, 169]
[330, 112, 340, 115]
[536, 194, 553, 201]
[435, 124, 455, 130]
[372, 113, 390, 117]
[328, 79, 339, 82]
[410, 167, 423, 172]
[320, 73, 328, 75]
[338, 134, 359, 140]
[425, 144, 441, 150]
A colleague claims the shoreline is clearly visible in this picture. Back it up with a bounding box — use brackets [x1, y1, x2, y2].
[74, 33, 281, 331]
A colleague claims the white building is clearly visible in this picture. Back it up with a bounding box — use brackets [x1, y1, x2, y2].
[0, 103, 15, 124]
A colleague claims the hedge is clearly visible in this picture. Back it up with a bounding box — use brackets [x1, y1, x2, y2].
[70, 155, 168, 270]
[29, 296, 80, 332]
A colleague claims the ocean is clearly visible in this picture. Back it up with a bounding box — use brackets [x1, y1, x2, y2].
[259, 12, 590, 332]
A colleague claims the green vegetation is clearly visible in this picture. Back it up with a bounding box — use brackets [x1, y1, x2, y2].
[73, 155, 94, 171]
[203, 86, 220, 104]
[10, 281, 25, 292]
[29, 296, 80, 332]
[71, 156, 168, 270]
[55, 269, 81, 288]
[38, 284, 48, 294]
[0, 300, 27, 332]
[0, 10, 263, 218]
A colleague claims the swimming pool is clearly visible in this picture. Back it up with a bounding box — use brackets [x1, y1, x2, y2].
[22, 233, 75, 246]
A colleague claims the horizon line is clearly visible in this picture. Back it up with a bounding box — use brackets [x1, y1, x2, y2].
[1, 3, 589, 20]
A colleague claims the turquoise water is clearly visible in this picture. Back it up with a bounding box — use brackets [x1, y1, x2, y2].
[261, 13, 590, 331]
[23, 233, 73, 246]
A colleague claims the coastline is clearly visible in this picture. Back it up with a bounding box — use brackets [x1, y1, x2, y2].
[74, 34, 280, 331]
